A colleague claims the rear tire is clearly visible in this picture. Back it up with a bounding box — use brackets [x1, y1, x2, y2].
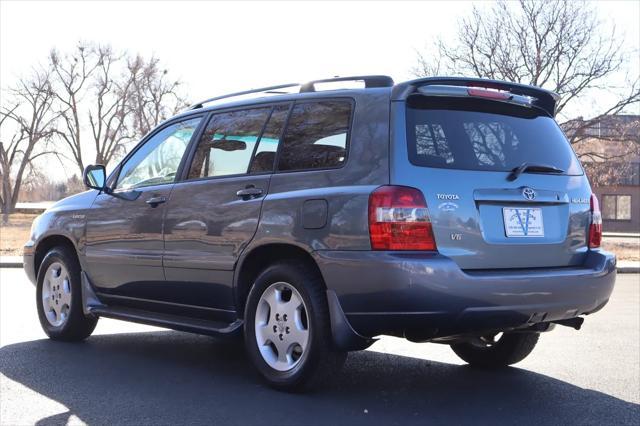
[36, 247, 98, 341]
[244, 261, 347, 391]
[450, 332, 539, 368]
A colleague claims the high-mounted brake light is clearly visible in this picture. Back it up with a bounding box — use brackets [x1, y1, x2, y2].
[467, 88, 511, 100]
[589, 194, 602, 249]
[368, 186, 437, 251]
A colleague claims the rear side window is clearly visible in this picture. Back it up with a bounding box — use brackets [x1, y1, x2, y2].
[406, 96, 583, 175]
[187, 107, 271, 179]
[276, 100, 352, 172]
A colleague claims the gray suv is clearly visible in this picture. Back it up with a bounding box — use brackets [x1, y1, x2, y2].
[24, 76, 616, 390]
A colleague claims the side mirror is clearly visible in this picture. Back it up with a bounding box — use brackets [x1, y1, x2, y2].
[83, 164, 107, 191]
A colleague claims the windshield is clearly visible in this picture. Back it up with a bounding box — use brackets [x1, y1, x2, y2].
[405, 96, 583, 175]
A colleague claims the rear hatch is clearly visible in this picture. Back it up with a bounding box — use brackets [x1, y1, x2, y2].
[391, 87, 593, 270]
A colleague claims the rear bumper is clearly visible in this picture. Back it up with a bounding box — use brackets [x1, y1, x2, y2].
[314, 249, 616, 341]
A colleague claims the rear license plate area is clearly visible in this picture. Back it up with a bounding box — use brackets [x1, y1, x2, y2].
[503, 208, 544, 237]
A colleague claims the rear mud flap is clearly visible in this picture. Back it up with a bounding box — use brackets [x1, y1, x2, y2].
[326, 290, 376, 351]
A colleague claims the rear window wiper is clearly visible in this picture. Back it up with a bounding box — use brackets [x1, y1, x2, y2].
[507, 162, 565, 181]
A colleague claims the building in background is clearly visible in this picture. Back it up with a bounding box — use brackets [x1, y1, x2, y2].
[566, 115, 640, 233]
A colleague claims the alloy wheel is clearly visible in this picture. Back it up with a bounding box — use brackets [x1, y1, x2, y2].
[41, 262, 72, 327]
[254, 282, 310, 372]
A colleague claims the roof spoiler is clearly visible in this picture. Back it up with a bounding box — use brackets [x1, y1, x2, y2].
[391, 77, 560, 117]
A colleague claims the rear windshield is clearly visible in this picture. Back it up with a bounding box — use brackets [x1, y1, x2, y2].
[405, 96, 583, 175]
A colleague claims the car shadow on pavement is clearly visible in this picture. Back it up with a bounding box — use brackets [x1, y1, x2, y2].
[1, 331, 638, 426]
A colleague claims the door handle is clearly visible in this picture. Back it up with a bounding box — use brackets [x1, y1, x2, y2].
[146, 196, 167, 207]
[236, 186, 263, 199]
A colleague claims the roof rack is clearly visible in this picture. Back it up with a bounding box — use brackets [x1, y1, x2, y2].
[189, 75, 394, 110]
[188, 83, 300, 110]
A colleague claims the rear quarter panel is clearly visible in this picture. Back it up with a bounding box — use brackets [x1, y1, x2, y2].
[246, 91, 391, 253]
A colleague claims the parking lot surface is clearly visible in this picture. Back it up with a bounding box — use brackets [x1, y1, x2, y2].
[1, 269, 638, 425]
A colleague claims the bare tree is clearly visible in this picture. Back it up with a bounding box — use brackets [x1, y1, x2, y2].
[413, 0, 640, 187]
[566, 115, 640, 187]
[0, 69, 58, 221]
[128, 55, 188, 137]
[20, 169, 85, 203]
[413, 0, 639, 124]
[50, 44, 187, 174]
[0, 43, 187, 211]
[50, 42, 100, 175]
[88, 45, 136, 166]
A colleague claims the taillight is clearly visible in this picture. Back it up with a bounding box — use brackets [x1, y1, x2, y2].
[368, 186, 437, 251]
[589, 194, 602, 248]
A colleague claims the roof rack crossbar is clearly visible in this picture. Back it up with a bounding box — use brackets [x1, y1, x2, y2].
[189, 83, 300, 110]
[300, 75, 394, 92]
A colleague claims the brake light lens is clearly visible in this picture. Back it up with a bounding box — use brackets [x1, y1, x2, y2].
[467, 87, 511, 100]
[589, 194, 602, 249]
[368, 186, 437, 251]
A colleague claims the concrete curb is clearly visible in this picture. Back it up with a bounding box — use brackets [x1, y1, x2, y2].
[617, 266, 640, 274]
[1, 258, 638, 273]
[0, 257, 23, 268]
[617, 261, 640, 274]
[603, 232, 640, 238]
[0, 261, 24, 268]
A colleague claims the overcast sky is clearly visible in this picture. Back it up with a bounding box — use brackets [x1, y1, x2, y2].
[2, 1, 638, 101]
[1, 0, 638, 180]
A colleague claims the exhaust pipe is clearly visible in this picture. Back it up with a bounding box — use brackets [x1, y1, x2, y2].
[552, 317, 585, 330]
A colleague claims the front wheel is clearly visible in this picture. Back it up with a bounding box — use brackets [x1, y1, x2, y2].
[36, 247, 98, 341]
[450, 332, 539, 368]
[244, 261, 346, 391]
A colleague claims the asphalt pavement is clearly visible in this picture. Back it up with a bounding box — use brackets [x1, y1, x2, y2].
[0, 269, 638, 425]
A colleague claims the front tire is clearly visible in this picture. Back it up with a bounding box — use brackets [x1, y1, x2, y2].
[36, 247, 98, 341]
[244, 261, 346, 391]
[450, 332, 539, 368]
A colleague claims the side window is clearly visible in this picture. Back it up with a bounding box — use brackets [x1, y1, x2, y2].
[116, 117, 202, 190]
[187, 107, 271, 179]
[249, 105, 290, 173]
[276, 100, 352, 172]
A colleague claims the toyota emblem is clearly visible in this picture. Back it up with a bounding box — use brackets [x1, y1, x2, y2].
[522, 187, 536, 200]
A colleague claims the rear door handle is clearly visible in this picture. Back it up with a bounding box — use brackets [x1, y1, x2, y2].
[146, 196, 167, 207]
[236, 187, 263, 199]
